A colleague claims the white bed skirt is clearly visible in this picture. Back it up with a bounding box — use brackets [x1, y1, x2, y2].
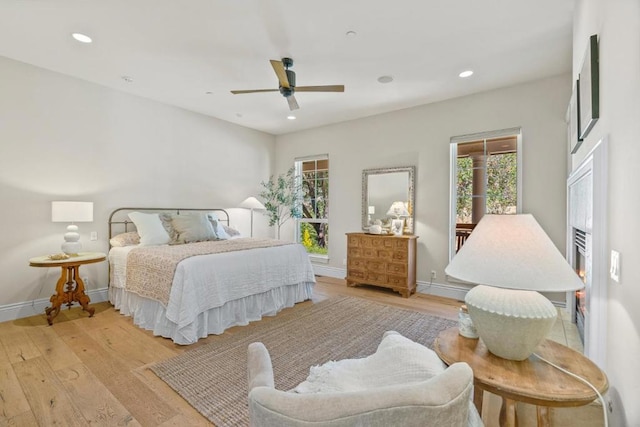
[109, 282, 314, 345]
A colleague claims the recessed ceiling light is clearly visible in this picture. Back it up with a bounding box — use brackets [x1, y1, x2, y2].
[377, 75, 393, 84]
[71, 33, 92, 43]
[346, 30, 357, 38]
[236, 113, 243, 118]
[287, 115, 296, 120]
[205, 91, 213, 95]
[459, 70, 474, 78]
[121, 75, 134, 83]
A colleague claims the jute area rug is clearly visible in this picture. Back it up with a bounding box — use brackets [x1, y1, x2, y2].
[150, 296, 457, 426]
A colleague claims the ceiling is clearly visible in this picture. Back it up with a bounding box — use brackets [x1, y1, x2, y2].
[0, 0, 574, 135]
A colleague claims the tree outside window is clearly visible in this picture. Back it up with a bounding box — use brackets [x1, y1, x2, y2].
[296, 157, 329, 256]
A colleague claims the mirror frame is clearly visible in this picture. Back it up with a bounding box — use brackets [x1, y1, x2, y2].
[362, 166, 416, 233]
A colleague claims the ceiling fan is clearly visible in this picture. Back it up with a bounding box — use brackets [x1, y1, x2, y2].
[230, 58, 344, 111]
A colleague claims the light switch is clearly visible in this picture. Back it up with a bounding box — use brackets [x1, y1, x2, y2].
[90, 231, 98, 241]
[610, 250, 620, 283]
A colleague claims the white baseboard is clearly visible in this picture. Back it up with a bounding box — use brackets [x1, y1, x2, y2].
[312, 264, 346, 279]
[417, 281, 468, 301]
[312, 266, 567, 308]
[0, 287, 110, 323]
[313, 265, 470, 301]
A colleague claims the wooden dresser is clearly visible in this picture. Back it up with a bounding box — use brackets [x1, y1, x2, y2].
[345, 232, 418, 298]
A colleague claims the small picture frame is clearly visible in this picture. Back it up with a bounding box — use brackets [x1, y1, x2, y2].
[391, 219, 404, 236]
[578, 34, 599, 140]
[567, 80, 582, 154]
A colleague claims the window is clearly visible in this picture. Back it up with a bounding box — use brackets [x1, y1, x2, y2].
[450, 128, 522, 259]
[295, 155, 329, 259]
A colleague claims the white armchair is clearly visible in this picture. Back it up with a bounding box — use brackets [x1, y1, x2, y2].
[247, 331, 483, 427]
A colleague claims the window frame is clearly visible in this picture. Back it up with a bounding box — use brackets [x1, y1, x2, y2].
[295, 154, 330, 262]
[449, 127, 523, 261]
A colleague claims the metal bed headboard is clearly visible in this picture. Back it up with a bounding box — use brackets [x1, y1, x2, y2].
[108, 207, 230, 240]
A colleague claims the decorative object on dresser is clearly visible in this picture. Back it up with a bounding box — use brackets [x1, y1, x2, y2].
[445, 214, 584, 360]
[51, 201, 94, 255]
[346, 232, 418, 298]
[238, 196, 266, 237]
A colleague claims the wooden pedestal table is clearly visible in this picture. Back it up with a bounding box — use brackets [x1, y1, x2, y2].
[434, 327, 608, 427]
[29, 252, 106, 325]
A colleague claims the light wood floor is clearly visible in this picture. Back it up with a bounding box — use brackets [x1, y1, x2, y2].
[0, 277, 463, 426]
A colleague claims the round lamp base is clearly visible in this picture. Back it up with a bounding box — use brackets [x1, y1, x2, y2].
[465, 285, 558, 361]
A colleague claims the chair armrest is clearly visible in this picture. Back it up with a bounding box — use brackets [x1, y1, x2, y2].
[249, 362, 474, 425]
[247, 342, 275, 391]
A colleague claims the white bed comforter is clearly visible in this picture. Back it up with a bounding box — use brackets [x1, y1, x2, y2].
[109, 242, 316, 343]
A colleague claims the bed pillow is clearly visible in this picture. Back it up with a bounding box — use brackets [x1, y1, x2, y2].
[109, 231, 140, 247]
[159, 212, 179, 243]
[208, 213, 231, 239]
[128, 212, 172, 246]
[223, 224, 242, 239]
[172, 212, 218, 244]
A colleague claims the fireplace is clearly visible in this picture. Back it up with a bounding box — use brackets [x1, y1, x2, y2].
[573, 228, 588, 343]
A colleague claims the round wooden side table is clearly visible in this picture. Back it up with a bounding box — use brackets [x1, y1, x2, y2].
[434, 327, 608, 427]
[29, 252, 106, 325]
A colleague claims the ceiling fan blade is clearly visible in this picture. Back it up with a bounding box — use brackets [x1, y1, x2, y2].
[270, 59, 290, 89]
[231, 89, 279, 94]
[295, 85, 345, 92]
[287, 95, 299, 111]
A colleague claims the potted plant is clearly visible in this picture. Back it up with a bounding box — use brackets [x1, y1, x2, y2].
[260, 167, 302, 239]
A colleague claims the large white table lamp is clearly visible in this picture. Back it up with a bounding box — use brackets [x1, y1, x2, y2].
[51, 201, 94, 255]
[445, 214, 584, 360]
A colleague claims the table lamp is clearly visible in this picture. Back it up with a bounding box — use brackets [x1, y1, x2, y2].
[239, 196, 266, 237]
[51, 201, 94, 255]
[445, 214, 584, 360]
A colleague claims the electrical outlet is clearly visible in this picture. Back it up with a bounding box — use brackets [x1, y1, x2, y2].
[82, 276, 89, 286]
[342, 258, 347, 266]
[431, 270, 437, 280]
[90, 231, 98, 241]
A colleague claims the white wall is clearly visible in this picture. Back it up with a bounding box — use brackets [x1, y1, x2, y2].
[275, 74, 571, 300]
[573, 1, 640, 425]
[0, 56, 275, 310]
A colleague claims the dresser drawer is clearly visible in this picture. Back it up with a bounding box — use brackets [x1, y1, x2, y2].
[348, 235, 363, 247]
[387, 262, 407, 275]
[347, 270, 366, 280]
[391, 251, 408, 262]
[348, 258, 366, 270]
[362, 247, 378, 258]
[348, 247, 363, 258]
[387, 275, 408, 287]
[365, 260, 386, 273]
[366, 271, 387, 283]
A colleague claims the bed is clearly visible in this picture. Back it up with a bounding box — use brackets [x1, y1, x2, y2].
[108, 207, 316, 345]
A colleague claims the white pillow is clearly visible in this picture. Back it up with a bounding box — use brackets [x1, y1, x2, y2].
[128, 212, 171, 246]
[208, 213, 230, 239]
[172, 212, 218, 243]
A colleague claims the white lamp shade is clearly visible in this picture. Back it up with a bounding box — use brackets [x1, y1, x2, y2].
[238, 196, 266, 210]
[51, 201, 94, 222]
[445, 214, 583, 292]
[386, 201, 409, 217]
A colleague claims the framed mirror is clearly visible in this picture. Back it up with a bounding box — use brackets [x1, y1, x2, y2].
[362, 166, 415, 233]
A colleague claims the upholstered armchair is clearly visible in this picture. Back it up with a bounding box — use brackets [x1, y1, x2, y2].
[247, 331, 483, 427]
